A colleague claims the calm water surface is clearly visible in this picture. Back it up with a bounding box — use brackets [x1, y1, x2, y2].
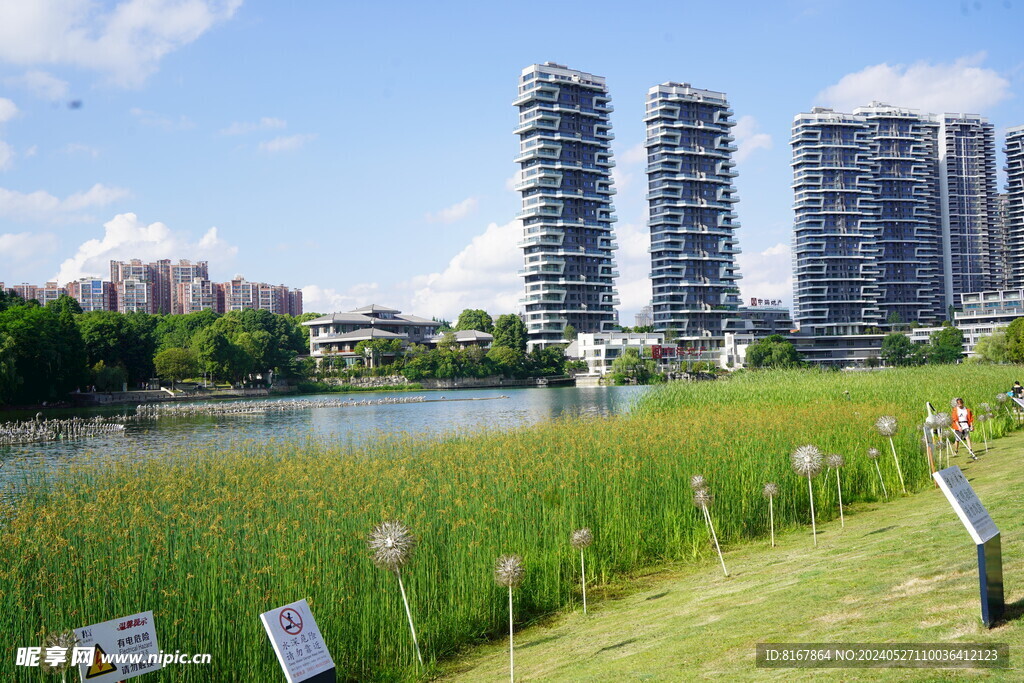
[0, 386, 647, 487]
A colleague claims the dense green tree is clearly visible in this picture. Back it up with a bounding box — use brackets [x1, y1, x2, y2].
[487, 346, 525, 377]
[1005, 318, 1024, 363]
[462, 345, 489, 377]
[46, 294, 83, 317]
[880, 332, 927, 367]
[204, 309, 305, 378]
[526, 345, 566, 376]
[91, 360, 128, 392]
[154, 347, 200, 385]
[0, 303, 87, 404]
[609, 348, 659, 384]
[193, 328, 239, 382]
[454, 309, 494, 333]
[563, 323, 577, 341]
[78, 311, 157, 384]
[0, 290, 25, 313]
[293, 312, 323, 349]
[927, 326, 964, 364]
[746, 335, 803, 369]
[154, 310, 220, 351]
[491, 314, 528, 352]
[0, 302, 311, 402]
[0, 332, 19, 400]
[973, 330, 1009, 363]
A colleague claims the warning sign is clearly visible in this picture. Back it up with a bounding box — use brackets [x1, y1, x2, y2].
[260, 599, 335, 683]
[85, 644, 117, 678]
[74, 610, 162, 682]
[280, 608, 303, 635]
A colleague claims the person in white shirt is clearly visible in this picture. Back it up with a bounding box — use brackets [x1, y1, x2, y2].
[951, 397, 975, 459]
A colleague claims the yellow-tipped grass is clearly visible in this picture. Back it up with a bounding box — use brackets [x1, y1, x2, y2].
[0, 366, 1019, 680]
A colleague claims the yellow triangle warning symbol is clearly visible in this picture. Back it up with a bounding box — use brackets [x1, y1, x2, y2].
[86, 644, 118, 678]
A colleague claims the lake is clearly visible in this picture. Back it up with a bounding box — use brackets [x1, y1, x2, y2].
[0, 385, 647, 489]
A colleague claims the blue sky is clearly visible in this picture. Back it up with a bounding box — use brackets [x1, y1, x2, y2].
[0, 0, 1021, 322]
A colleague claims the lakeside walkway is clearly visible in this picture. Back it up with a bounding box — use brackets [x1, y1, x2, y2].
[443, 431, 1024, 681]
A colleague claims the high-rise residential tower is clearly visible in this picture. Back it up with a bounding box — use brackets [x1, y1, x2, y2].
[940, 114, 1002, 298]
[514, 63, 620, 348]
[109, 258, 208, 314]
[66, 277, 114, 312]
[859, 103, 944, 325]
[1006, 126, 1024, 288]
[644, 83, 742, 345]
[791, 103, 945, 335]
[791, 107, 881, 334]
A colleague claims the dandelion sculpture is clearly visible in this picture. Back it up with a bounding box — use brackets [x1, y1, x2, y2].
[997, 392, 1012, 418]
[368, 521, 423, 668]
[826, 454, 846, 528]
[41, 630, 77, 681]
[976, 412, 990, 452]
[866, 447, 887, 499]
[570, 528, 593, 614]
[791, 445, 824, 546]
[934, 412, 952, 468]
[978, 403, 994, 451]
[495, 555, 525, 683]
[762, 482, 779, 547]
[923, 414, 942, 477]
[875, 415, 905, 494]
[693, 487, 728, 576]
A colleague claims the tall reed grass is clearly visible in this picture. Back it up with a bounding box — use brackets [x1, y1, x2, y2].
[0, 366, 1018, 680]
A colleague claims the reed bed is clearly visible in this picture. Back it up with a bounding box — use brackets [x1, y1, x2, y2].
[0, 366, 1019, 681]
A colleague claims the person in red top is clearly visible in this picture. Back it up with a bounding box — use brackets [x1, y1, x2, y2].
[951, 397, 975, 459]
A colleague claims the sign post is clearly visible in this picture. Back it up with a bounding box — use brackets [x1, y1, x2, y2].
[260, 599, 335, 683]
[74, 610, 162, 682]
[932, 466, 1004, 627]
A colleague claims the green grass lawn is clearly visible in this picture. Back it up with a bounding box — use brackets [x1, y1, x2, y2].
[441, 427, 1024, 681]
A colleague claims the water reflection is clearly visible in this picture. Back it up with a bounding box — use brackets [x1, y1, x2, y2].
[0, 386, 646, 487]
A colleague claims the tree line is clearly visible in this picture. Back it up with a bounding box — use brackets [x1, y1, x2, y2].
[0, 290, 314, 406]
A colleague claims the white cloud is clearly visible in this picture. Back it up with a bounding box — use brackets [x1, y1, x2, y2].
[53, 212, 239, 283]
[300, 283, 381, 315]
[4, 70, 69, 101]
[220, 117, 287, 135]
[736, 242, 792, 306]
[0, 97, 18, 124]
[619, 142, 647, 165]
[0, 0, 243, 88]
[0, 141, 13, 171]
[258, 133, 316, 153]
[610, 220, 651, 315]
[425, 197, 478, 224]
[301, 220, 522, 320]
[130, 107, 195, 131]
[24, 145, 38, 158]
[505, 171, 520, 193]
[64, 142, 100, 158]
[0, 183, 130, 222]
[401, 219, 522, 320]
[816, 53, 1012, 114]
[732, 115, 772, 163]
[0, 232, 60, 279]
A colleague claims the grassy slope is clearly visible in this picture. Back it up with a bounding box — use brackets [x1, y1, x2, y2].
[443, 429, 1024, 681]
